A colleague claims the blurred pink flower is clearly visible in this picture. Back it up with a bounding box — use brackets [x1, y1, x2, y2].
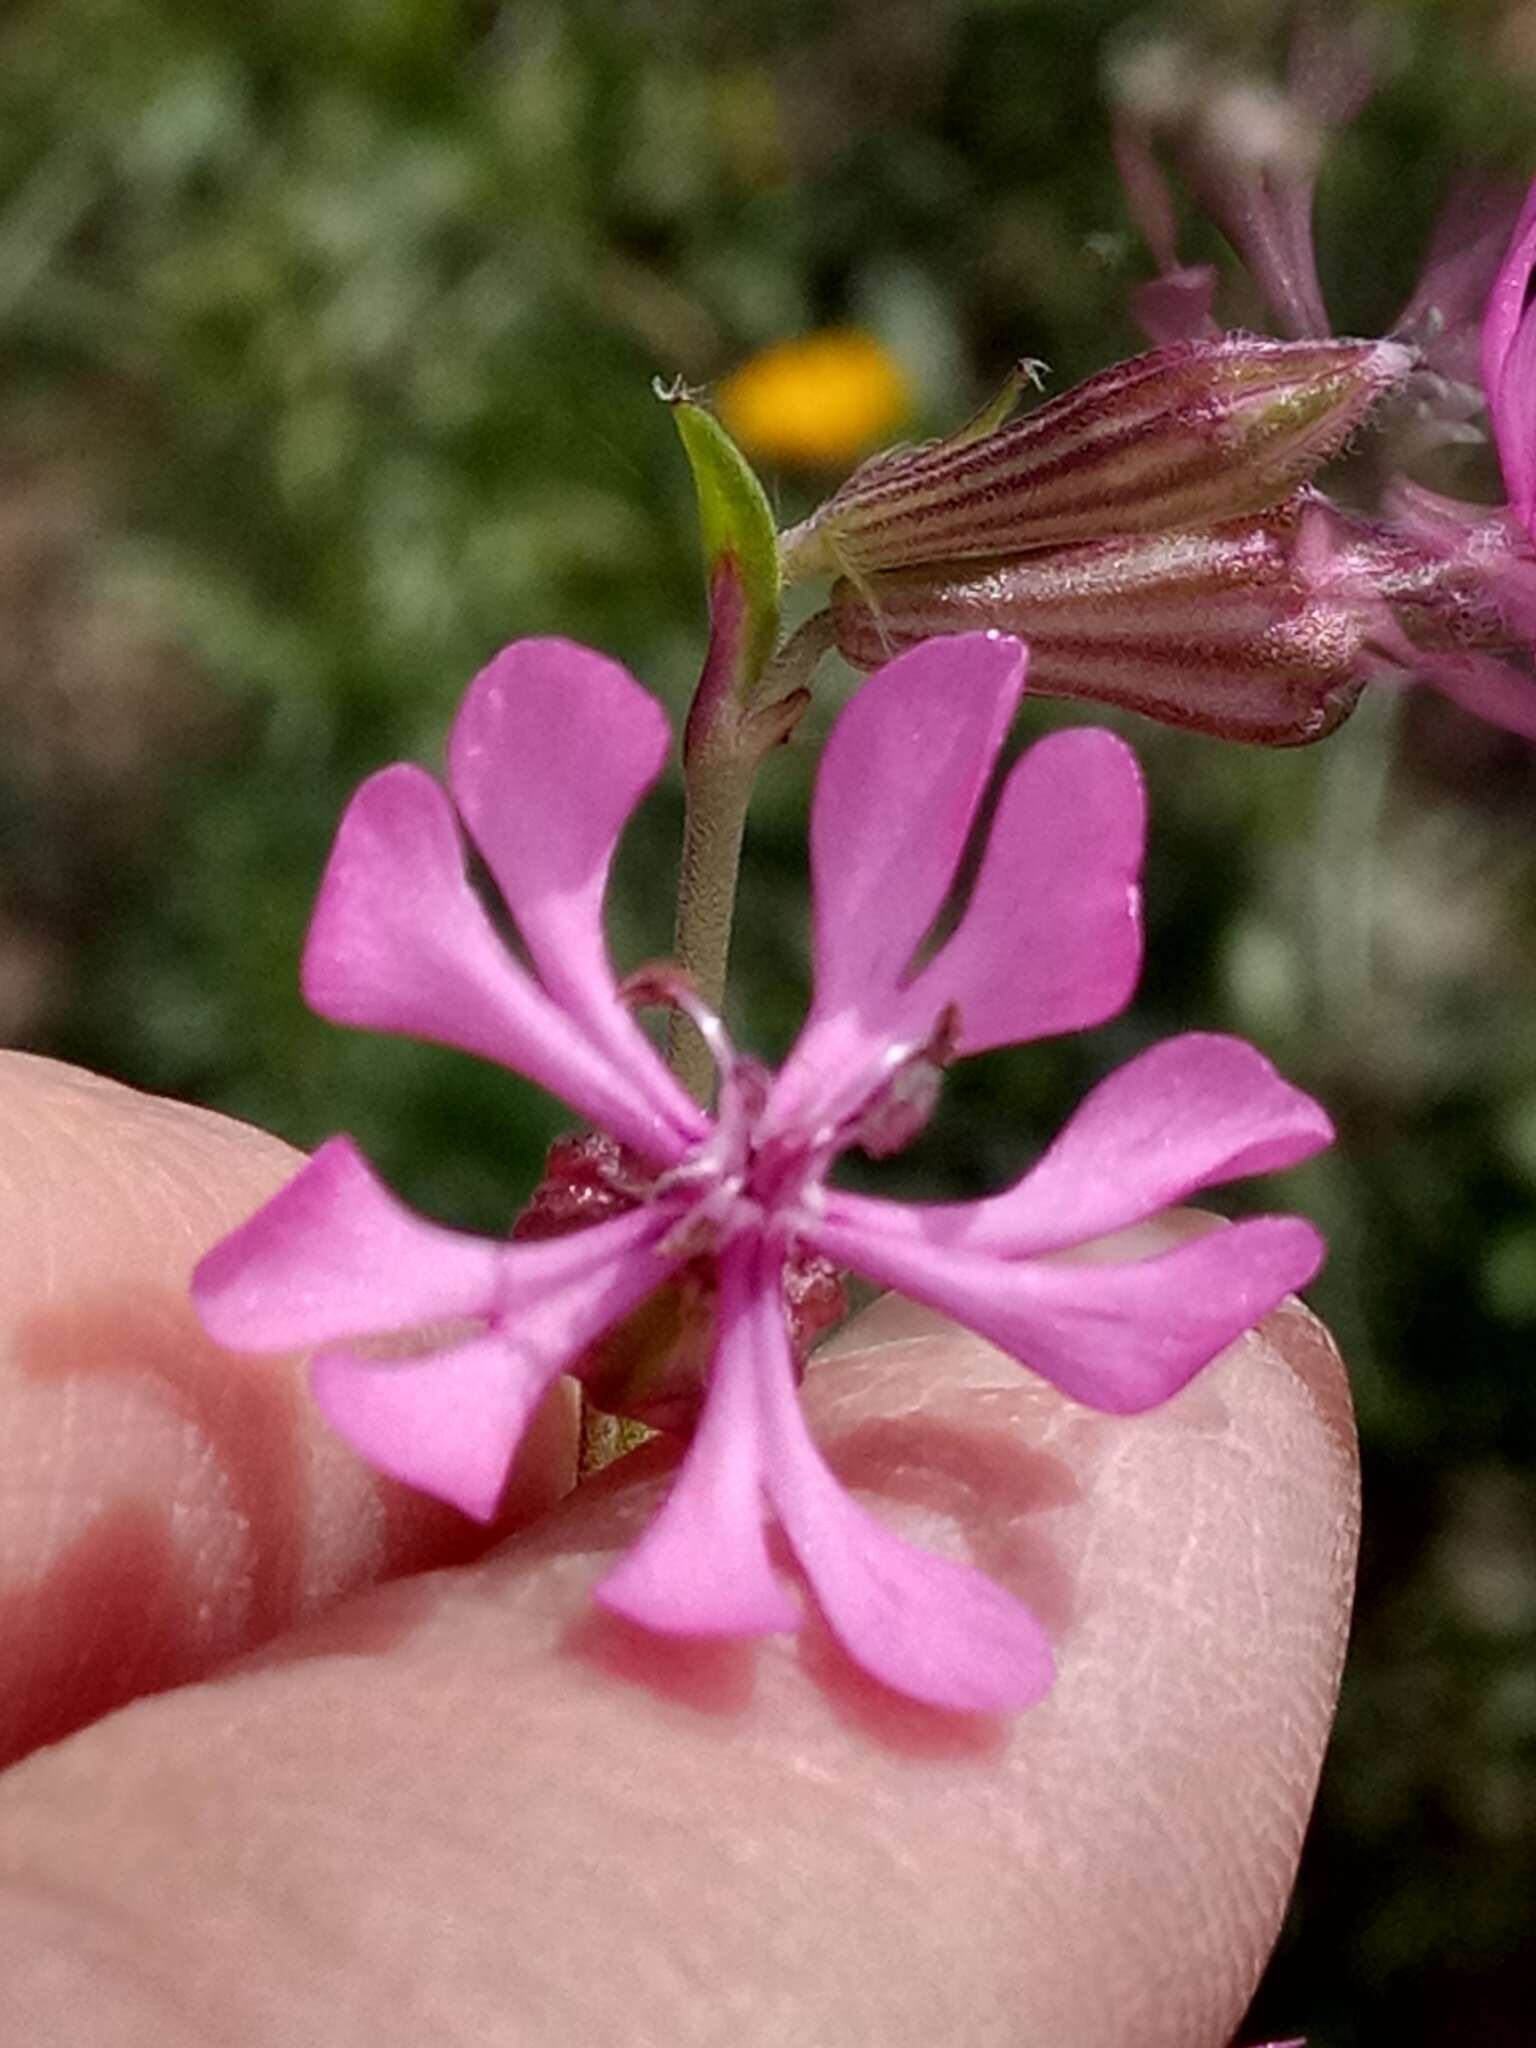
[1109, 33, 1536, 743]
[193, 631, 1331, 1711]
[1110, 6, 1375, 347]
[1100, 4, 1536, 740]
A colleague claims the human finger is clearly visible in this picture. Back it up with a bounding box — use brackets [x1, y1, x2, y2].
[0, 1051, 576, 1768]
[0, 1253, 1355, 2047]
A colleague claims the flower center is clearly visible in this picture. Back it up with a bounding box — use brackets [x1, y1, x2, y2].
[657, 1047, 820, 1251]
[633, 968, 959, 1255]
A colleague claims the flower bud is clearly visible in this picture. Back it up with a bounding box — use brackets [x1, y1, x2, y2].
[828, 513, 1364, 743]
[829, 492, 1536, 745]
[779, 335, 1413, 585]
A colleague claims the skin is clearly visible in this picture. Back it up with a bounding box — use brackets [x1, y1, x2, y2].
[0, 1050, 1358, 2047]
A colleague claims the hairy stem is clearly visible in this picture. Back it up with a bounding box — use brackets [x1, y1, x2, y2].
[668, 611, 834, 1099]
[669, 743, 757, 1097]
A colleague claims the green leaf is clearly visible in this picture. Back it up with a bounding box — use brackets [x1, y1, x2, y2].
[659, 378, 781, 706]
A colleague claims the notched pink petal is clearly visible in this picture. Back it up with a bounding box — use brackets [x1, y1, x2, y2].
[311, 1332, 546, 1522]
[192, 1137, 502, 1352]
[1399, 176, 1524, 381]
[311, 1205, 676, 1516]
[806, 633, 1028, 1016]
[597, 1243, 801, 1637]
[447, 639, 706, 1148]
[1482, 182, 1536, 394]
[497, 1203, 688, 1387]
[933, 1032, 1333, 1254]
[1483, 183, 1536, 533]
[301, 762, 688, 1163]
[777, 1466, 1056, 1711]
[747, 1246, 1054, 1712]
[810, 1208, 1326, 1414]
[1493, 311, 1536, 539]
[764, 634, 1028, 1138]
[911, 726, 1146, 1053]
[447, 638, 670, 994]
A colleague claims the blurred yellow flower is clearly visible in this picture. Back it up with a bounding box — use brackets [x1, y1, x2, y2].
[715, 329, 912, 468]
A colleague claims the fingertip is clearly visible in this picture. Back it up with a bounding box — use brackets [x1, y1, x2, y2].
[0, 1161, 1354, 2048]
[0, 1052, 577, 1765]
[798, 1254, 1357, 2044]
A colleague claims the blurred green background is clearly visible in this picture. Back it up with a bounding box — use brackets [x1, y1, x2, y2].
[2, 0, 1534, 2037]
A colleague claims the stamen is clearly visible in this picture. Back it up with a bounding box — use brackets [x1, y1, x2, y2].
[841, 1003, 962, 1159]
[658, 1175, 748, 1257]
[621, 961, 740, 1076]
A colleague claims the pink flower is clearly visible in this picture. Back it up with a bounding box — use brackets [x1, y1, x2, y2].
[1109, 10, 1375, 346]
[1327, 483, 1536, 740]
[1483, 182, 1536, 548]
[193, 631, 1331, 1712]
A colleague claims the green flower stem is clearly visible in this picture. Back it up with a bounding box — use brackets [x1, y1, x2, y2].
[670, 739, 759, 1099]
[668, 610, 834, 1099]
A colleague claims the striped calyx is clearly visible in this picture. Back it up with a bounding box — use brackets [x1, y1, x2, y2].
[780, 335, 1413, 586]
[829, 498, 1536, 747]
